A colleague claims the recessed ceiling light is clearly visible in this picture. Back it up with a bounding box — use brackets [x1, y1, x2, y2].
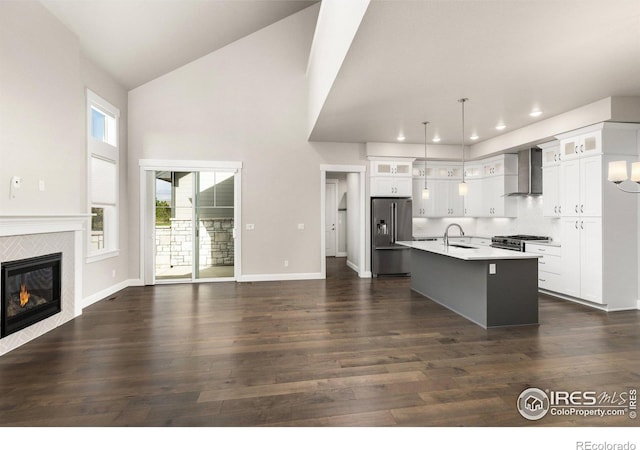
[530, 110, 542, 117]
[470, 134, 479, 140]
[397, 134, 406, 141]
[432, 137, 441, 143]
[495, 123, 506, 131]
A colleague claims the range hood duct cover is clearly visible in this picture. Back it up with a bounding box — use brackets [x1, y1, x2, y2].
[507, 148, 543, 196]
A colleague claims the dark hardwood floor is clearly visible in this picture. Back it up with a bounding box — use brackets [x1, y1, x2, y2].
[1, 257, 638, 426]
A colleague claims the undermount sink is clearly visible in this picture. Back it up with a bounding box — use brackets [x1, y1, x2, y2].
[447, 243, 477, 249]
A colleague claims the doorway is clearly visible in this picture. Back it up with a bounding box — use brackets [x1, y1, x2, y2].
[325, 178, 338, 257]
[320, 165, 367, 278]
[154, 170, 235, 281]
[139, 160, 242, 285]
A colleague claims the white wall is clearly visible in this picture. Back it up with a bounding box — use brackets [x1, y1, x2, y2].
[0, 1, 84, 214]
[80, 54, 131, 298]
[346, 172, 361, 269]
[306, 0, 370, 137]
[128, 5, 369, 279]
[0, 1, 130, 302]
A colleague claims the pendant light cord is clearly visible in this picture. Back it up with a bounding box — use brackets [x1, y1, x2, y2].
[459, 98, 467, 182]
[422, 121, 428, 189]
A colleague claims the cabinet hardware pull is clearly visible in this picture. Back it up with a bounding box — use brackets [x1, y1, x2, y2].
[559, 206, 561, 214]
[539, 278, 546, 282]
[575, 205, 578, 213]
[554, 206, 557, 213]
[575, 221, 579, 229]
[580, 204, 584, 213]
[539, 261, 546, 264]
[580, 221, 584, 229]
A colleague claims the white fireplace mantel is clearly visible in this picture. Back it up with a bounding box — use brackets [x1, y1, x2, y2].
[0, 214, 90, 237]
[0, 214, 88, 355]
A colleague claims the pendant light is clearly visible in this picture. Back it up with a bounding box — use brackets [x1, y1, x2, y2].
[422, 121, 430, 200]
[458, 98, 468, 196]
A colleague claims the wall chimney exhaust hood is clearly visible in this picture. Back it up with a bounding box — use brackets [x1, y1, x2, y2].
[507, 148, 542, 196]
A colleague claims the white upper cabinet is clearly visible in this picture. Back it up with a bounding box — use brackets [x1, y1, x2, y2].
[542, 165, 561, 217]
[554, 122, 640, 310]
[541, 141, 562, 166]
[372, 160, 412, 177]
[539, 141, 561, 217]
[477, 154, 518, 218]
[370, 158, 414, 197]
[412, 163, 463, 217]
[371, 176, 412, 197]
[560, 131, 601, 161]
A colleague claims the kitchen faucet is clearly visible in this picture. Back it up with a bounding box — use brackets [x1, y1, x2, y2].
[444, 223, 465, 246]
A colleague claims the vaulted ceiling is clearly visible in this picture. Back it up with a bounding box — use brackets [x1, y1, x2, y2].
[41, 0, 318, 90]
[40, 0, 640, 147]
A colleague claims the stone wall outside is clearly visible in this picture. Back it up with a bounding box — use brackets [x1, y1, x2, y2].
[155, 219, 234, 269]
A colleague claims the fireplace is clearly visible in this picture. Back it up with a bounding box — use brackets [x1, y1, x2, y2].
[1, 253, 62, 338]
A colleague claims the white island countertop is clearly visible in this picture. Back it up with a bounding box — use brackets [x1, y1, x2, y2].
[397, 240, 542, 261]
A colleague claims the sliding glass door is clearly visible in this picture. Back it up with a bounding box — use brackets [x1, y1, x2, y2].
[154, 170, 235, 282]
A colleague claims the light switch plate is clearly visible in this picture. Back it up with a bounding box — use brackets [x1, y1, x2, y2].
[489, 263, 496, 275]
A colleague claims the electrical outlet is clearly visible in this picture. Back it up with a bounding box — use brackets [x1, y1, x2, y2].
[284, 260, 289, 267]
[39, 180, 45, 191]
[10, 176, 21, 199]
[112, 269, 116, 278]
[246, 223, 255, 230]
[297, 223, 304, 230]
[489, 263, 496, 275]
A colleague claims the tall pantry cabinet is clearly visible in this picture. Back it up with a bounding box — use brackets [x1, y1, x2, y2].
[556, 122, 640, 310]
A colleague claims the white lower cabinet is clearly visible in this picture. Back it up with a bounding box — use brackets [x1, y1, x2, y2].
[526, 243, 562, 293]
[560, 217, 602, 303]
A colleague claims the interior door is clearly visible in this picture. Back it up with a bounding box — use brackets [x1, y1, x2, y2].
[325, 181, 337, 257]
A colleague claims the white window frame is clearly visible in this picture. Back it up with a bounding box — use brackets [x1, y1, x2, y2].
[86, 89, 120, 263]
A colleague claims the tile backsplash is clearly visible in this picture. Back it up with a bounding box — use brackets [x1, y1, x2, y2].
[413, 196, 561, 243]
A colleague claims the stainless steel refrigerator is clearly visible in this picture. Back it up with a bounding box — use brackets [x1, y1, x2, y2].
[371, 197, 412, 277]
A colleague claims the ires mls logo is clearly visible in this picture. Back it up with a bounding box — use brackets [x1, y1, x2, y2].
[517, 387, 638, 421]
[517, 388, 550, 420]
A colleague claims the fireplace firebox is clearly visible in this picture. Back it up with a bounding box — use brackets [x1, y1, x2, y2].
[1, 253, 62, 338]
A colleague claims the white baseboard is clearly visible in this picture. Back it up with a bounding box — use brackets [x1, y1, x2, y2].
[82, 279, 132, 309]
[540, 289, 639, 312]
[336, 252, 348, 257]
[127, 278, 144, 287]
[238, 272, 324, 282]
[346, 260, 371, 278]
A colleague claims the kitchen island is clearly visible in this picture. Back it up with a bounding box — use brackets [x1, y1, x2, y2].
[398, 240, 541, 328]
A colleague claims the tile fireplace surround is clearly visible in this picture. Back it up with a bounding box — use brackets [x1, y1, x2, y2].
[0, 216, 85, 356]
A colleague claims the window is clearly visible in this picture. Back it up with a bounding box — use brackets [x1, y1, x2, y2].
[87, 89, 119, 261]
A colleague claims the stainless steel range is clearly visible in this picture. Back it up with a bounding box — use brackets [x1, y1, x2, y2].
[490, 235, 550, 251]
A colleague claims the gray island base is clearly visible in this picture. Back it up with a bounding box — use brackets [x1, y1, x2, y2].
[400, 242, 539, 328]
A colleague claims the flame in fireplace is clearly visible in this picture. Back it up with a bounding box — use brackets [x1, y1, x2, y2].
[20, 283, 30, 307]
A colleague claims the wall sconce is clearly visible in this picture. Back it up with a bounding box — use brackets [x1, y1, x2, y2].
[608, 161, 640, 193]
